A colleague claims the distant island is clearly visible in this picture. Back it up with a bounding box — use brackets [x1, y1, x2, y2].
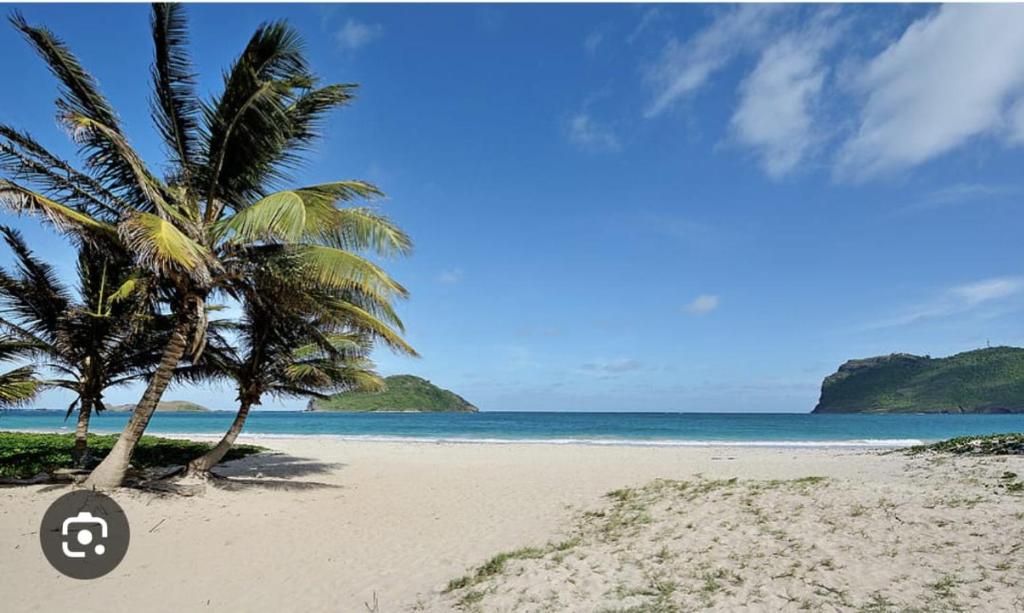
[108, 400, 211, 412]
[307, 375, 478, 412]
[812, 346, 1024, 413]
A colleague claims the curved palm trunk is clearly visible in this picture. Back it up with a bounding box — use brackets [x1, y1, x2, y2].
[84, 316, 192, 489]
[72, 402, 92, 467]
[186, 397, 253, 476]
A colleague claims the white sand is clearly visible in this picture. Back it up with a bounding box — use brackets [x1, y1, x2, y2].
[1, 438, 1021, 612]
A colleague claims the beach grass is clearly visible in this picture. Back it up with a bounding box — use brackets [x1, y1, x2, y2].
[0, 432, 264, 479]
[903, 432, 1024, 456]
[437, 465, 1023, 612]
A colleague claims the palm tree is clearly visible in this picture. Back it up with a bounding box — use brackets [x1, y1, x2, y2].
[1, 5, 412, 488]
[183, 267, 398, 475]
[0, 336, 39, 407]
[0, 227, 166, 463]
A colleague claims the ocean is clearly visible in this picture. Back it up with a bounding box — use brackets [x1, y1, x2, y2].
[2, 410, 1022, 447]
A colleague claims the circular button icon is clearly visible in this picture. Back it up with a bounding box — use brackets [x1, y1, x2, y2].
[39, 490, 130, 579]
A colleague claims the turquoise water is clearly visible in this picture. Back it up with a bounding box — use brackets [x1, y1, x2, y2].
[2, 410, 1023, 447]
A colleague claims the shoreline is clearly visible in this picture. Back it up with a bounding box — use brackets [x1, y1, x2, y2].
[0, 427, 927, 448]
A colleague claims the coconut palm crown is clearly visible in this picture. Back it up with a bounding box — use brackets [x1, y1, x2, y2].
[0, 4, 413, 487]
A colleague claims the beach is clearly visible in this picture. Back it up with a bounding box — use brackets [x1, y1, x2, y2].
[1, 438, 1022, 612]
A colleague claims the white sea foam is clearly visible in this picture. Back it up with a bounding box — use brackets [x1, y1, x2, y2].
[223, 433, 927, 448]
[0, 428, 927, 448]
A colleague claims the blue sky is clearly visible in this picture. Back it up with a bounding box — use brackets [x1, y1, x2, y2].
[2, 3, 1024, 412]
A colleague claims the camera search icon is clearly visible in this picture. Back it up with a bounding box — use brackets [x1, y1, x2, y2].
[40, 490, 130, 579]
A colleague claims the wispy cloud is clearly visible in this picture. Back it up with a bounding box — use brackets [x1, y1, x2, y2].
[581, 358, 645, 375]
[583, 28, 605, 56]
[730, 14, 841, 178]
[642, 5, 1024, 182]
[438, 269, 463, 285]
[566, 112, 620, 153]
[868, 276, 1024, 329]
[685, 294, 720, 316]
[627, 8, 663, 45]
[835, 5, 1024, 180]
[900, 183, 1021, 214]
[644, 5, 779, 118]
[336, 18, 382, 52]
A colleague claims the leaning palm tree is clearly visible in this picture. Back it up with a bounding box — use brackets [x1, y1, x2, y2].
[0, 336, 39, 407]
[0, 226, 166, 463]
[1, 5, 411, 488]
[182, 273, 394, 475]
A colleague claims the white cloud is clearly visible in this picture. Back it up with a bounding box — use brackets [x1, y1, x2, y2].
[685, 294, 720, 316]
[919, 183, 1017, 208]
[567, 112, 620, 152]
[336, 18, 382, 52]
[438, 269, 463, 285]
[627, 8, 663, 45]
[869, 276, 1024, 328]
[730, 17, 839, 179]
[951, 278, 1024, 306]
[583, 29, 605, 56]
[1010, 98, 1024, 144]
[644, 5, 779, 118]
[836, 5, 1024, 179]
[581, 358, 645, 375]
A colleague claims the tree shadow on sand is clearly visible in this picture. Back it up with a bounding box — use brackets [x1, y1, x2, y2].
[202, 451, 346, 492]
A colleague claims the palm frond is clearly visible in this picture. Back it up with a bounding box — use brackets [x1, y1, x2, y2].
[118, 212, 210, 282]
[0, 226, 72, 339]
[11, 12, 152, 209]
[298, 245, 409, 299]
[0, 364, 38, 406]
[320, 299, 416, 356]
[0, 125, 124, 219]
[220, 180, 410, 256]
[60, 111, 178, 219]
[0, 179, 117, 238]
[150, 3, 200, 184]
[201, 20, 308, 217]
[282, 82, 357, 151]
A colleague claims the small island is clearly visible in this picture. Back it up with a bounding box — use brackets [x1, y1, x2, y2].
[812, 346, 1024, 413]
[108, 400, 211, 412]
[307, 375, 478, 412]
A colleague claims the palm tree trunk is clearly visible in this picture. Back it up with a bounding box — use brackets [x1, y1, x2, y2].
[84, 315, 192, 489]
[186, 397, 253, 476]
[72, 401, 92, 467]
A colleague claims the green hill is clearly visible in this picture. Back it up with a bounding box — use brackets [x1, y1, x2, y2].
[307, 375, 478, 412]
[812, 347, 1024, 413]
[109, 400, 210, 412]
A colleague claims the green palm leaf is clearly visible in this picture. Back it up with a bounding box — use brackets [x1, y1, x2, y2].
[118, 212, 210, 281]
[0, 179, 116, 237]
[298, 245, 409, 299]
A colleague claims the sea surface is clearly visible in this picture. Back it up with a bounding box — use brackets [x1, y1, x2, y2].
[2, 410, 1023, 447]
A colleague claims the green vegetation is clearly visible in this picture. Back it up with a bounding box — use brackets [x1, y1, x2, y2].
[109, 400, 211, 412]
[813, 347, 1024, 413]
[308, 375, 477, 412]
[904, 432, 1024, 456]
[445, 539, 579, 595]
[0, 432, 263, 479]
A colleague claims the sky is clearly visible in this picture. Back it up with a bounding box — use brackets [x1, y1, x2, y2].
[2, 3, 1024, 412]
